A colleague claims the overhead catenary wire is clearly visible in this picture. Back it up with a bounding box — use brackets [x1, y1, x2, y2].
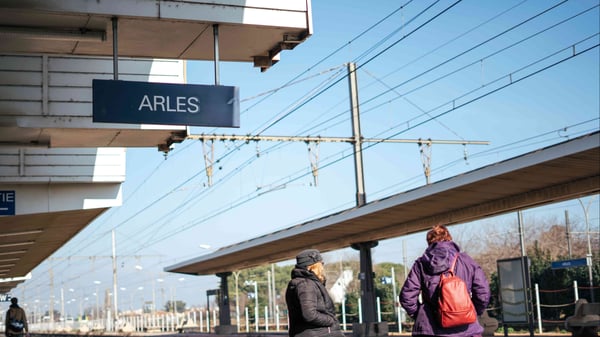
[137, 126, 599, 251]
[37, 1, 600, 286]
[278, 5, 599, 144]
[372, 41, 600, 138]
[370, 120, 599, 200]
[59, 2, 418, 260]
[254, 0, 463, 135]
[240, 0, 415, 116]
[356, 0, 575, 113]
[110, 7, 596, 255]
[241, 0, 527, 139]
[131, 44, 599, 251]
[360, 68, 465, 141]
[62, 139, 201, 258]
[95, 0, 424, 253]
[351, 0, 440, 64]
[369, 42, 599, 146]
[77, 24, 592, 262]
[41, 0, 464, 263]
[375, 0, 530, 83]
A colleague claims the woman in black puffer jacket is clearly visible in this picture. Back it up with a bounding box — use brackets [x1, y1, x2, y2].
[285, 249, 344, 337]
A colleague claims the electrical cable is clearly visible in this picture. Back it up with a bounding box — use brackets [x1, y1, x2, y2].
[294, 0, 534, 138]
[377, 0, 530, 83]
[254, 0, 463, 135]
[352, 0, 440, 64]
[311, 10, 599, 137]
[107, 0, 463, 248]
[127, 36, 600, 253]
[140, 41, 599, 245]
[84, 0, 472, 253]
[357, 0, 574, 112]
[82, 0, 419, 255]
[29, 1, 598, 287]
[240, 0, 414, 116]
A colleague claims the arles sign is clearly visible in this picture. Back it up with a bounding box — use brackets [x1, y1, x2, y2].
[93, 79, 239, 127]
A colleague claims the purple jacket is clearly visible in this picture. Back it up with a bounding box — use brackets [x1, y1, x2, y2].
[400, 241, 490, 337]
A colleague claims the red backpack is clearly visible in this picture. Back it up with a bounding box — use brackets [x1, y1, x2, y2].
[436, 254, 477, 328]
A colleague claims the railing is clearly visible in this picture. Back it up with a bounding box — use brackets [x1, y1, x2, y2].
[18, 282, 600, 335]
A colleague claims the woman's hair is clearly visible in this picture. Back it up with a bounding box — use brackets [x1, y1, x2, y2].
[307, 261, 326, 284]
[426, 225, 453, 245]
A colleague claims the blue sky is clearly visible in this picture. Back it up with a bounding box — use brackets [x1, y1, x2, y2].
[12, 0, 599, 314]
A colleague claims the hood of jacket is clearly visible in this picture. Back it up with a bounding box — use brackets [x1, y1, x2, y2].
[290, 266, 322, 283]
[418, 240, 461, 274]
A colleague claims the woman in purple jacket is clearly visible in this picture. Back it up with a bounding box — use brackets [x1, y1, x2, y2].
[400, 225, 490, 337]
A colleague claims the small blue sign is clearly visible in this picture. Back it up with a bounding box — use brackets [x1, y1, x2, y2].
[93, 79, 240, 127]
[551, 258, 588, 270]
[0, 190, 15, 216]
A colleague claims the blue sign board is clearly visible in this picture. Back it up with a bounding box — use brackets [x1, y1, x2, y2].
[93, 79, 239, 127]
[551, 258, 588, 269]
[0, 190, 15, 216]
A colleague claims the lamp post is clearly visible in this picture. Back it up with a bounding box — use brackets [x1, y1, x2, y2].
[233, 271, 240, 331]
[67, 288, 75, 322]
[137, 286, 144, 312]
[82, 296, 89, 320]
[93, 281, 101, 321]
[244, 280, 258, 331]
[118, 287, 127, 312]
[578, 198, 595, 302]
[34, 299, 39, 324]
[174, 277, 185, 314]
[154, 277, 164, 313]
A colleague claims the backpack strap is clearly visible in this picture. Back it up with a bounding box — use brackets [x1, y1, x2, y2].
[444, 254, 459, 278]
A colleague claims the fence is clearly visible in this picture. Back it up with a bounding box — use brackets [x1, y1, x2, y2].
[17, 282, 600, 334]
[533, 281, 597, 333]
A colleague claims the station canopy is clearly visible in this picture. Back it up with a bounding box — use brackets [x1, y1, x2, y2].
[166, 132, 599, 276]
[0, 0, 312, 67]
[0, 0, 312, 293]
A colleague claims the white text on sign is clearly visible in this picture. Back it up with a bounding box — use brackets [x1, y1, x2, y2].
[138, 95, 200, 113]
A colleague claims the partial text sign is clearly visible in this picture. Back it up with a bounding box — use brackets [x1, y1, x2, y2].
[0, 190, 15, 216]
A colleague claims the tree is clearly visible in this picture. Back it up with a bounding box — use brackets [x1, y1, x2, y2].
[164, 300, 186, 313]
[374, 262, 405, 323]
[43, 310, 61, 322]
[473, 213, 599, 329]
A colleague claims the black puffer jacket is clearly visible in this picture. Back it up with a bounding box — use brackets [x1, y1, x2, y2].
[285, 267, 344, 337]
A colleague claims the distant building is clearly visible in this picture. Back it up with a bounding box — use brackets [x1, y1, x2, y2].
[329, 270, 354, 303]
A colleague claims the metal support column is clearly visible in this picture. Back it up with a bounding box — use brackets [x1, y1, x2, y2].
[351, 241, 387, 337]
[215, 272, 237, 334]
[352, 241, 378, 322]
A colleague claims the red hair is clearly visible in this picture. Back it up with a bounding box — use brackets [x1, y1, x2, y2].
[426, 225, 453, 245]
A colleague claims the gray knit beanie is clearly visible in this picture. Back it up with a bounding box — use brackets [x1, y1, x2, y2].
[295, 249, 323, 268]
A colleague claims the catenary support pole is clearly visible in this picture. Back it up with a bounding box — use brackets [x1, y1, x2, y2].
[347, 62, 366, 206]
[112, 229, 119, 327]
